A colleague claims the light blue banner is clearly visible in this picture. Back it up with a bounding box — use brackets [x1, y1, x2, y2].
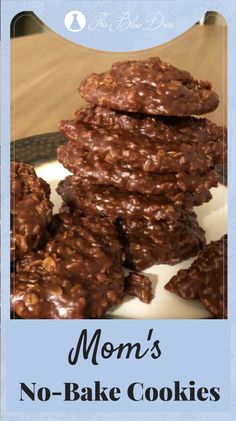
[6, 321, 230, 412]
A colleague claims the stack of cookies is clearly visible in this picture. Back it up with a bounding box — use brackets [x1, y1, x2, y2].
[57, 57, 227, 271]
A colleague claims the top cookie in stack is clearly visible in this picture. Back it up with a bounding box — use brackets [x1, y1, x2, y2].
[79, 57, 219, 116]
[57, 56, 227, 271]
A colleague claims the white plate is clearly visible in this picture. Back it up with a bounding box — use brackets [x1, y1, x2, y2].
[36, 161, 227, 319]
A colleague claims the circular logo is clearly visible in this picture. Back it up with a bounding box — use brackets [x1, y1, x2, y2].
[64, 11, 86, 32]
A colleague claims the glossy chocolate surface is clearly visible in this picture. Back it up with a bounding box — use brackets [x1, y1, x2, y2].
[11, 162, 53, 260]
[59, 105, 226, 172]
[125, 272, 153, 304]
[116, 211, 206, 271]
[165, 235, 227, 318]
[79, 57, 219, 116]
[57, 144, 218, 200]
[57, 175, 184, 222]
[11, 213, 125, 319]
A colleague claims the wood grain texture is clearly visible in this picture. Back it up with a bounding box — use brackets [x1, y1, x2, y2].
[11, 24, 227, 140]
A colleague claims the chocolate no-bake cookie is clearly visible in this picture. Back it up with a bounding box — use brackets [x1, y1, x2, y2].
[165, 235, 227, 318]
[57, 144, 218, 199]
[116, 211, 206, 271]
[11, 162, 53, 260]
[11, 213, 125, 319]
[59, 105, 226, 171]
[79, 57, 219, 116]
[57, 175, 184, 223]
